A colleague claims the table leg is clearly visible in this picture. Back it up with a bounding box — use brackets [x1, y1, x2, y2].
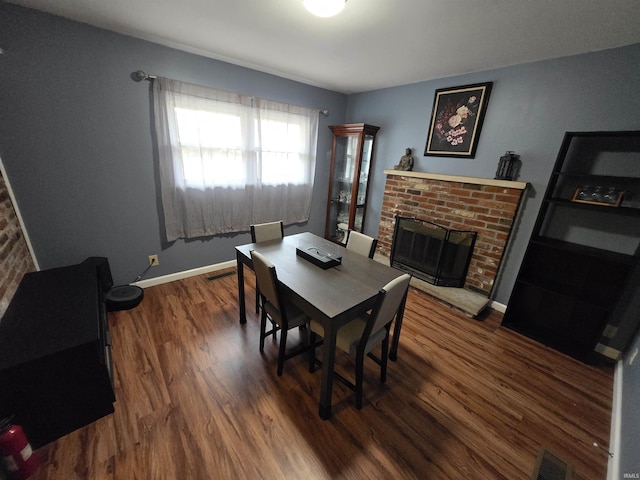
[236, 252, 246, 324]
[319, 326, 337, 420]
[389, 293, 407, 361]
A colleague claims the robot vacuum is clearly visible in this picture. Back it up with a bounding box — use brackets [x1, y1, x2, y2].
[104, 284, 144, 311]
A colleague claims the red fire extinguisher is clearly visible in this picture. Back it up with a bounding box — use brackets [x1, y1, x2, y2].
[0, 418, 39, 480]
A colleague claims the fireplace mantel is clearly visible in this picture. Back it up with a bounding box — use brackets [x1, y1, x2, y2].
[383, 169, 527, 190]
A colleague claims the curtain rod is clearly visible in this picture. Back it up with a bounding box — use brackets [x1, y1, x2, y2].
[129, 70, 330, 116]
[130, 70, 156, 82]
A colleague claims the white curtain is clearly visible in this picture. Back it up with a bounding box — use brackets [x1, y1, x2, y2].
[152, 77, 318, 241]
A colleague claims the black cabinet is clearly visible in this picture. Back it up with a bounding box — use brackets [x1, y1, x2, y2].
[502, 131, 640, 362]
[0, 259, 115, 447]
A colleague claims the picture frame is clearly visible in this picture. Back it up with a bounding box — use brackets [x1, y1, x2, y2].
[424, 82, 493, 158]
[571, 186, 623, 207]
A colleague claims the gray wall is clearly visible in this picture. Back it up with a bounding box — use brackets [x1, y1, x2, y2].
[1, 2, 640, 473]
[0, 3, 346, 284]
[346, 44, 640, 305]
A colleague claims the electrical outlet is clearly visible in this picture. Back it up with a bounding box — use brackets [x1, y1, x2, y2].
[602, 325, 618, 338]
[148, 255, 159, 266]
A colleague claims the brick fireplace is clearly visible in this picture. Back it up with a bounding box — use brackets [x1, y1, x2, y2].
[377, 170, 527, 314]
[0, 170, 35, 317]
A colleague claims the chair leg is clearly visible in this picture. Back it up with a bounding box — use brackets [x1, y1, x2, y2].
[308, 331, 317, 373]
[259, 309, 267, 352]
[355, 350, 364, 409]
[277, 326, 287, 376]
[255, 288, 260, 314]
[380, 334, 389, 383]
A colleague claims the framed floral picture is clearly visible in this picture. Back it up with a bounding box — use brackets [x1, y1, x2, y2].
[424, 82, 493, 158]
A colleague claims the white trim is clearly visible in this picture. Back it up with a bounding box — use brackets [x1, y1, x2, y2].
[384, 169, 528, 190]
[0, 156, 40, 270]
[133, 260, 236, 288]
[490, 300, 507, 313]
[607, 359, 623, 480]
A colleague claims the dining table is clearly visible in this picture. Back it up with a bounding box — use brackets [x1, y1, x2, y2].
[235, 232, 407, 419]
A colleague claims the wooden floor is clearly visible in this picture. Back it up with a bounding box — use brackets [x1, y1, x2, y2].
[31, 268, 614, 479]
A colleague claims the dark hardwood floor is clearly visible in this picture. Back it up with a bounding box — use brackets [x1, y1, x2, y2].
[30, 268, 614, 479]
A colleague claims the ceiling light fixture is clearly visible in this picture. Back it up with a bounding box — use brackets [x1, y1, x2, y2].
[303, 0, 347, 18]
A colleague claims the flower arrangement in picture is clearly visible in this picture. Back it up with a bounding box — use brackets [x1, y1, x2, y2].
[424, 82, 492, 158]
[434, 97, 476, 147]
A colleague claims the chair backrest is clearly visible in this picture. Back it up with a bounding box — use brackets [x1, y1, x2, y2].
[250, 221, 284, 243]
[346, 230, 377, 259]
[250, 250, 281, 311]
[367, 274, 411, 336]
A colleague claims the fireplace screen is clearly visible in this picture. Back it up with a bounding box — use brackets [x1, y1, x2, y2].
[390, 216, 477, 287]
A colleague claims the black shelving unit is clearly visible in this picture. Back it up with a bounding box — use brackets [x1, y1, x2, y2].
[502, 131, 640, 363]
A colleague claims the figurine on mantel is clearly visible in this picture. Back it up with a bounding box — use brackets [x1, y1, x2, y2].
[394, 147, 415, 171]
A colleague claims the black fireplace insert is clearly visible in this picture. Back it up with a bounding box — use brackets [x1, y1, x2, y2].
[390, 216, 477, 287]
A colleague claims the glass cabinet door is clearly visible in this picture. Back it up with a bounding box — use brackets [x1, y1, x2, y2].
[325, 124, 380, 244]
[327, 135, 358, 243]
[354, 134, 374, 232]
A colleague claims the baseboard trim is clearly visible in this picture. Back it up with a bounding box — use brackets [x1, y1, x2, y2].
[135, 259, 509, 313]
[490, 300, 507, 313]
[134, 260, 237, 288]
[607, 359, 623, 480]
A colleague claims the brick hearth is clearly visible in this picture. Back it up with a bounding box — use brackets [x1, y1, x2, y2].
[378, 170, 527, 303]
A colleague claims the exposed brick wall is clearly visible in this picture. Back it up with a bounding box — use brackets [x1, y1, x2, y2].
[0, 170, 35, 317]
[378, 172, 525, 296]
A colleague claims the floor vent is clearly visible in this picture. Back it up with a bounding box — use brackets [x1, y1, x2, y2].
[532, 449, 572, 480]
[207, 271, 236, 281]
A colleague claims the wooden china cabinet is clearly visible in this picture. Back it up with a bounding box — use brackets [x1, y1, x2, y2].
[324, 123, 380, 244]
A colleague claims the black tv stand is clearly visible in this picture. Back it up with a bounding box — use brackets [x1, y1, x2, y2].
[0, 258, 115, 448]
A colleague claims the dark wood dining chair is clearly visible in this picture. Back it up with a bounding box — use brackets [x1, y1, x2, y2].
[308, 273, 411, 409]
[250, 250, 309, 376]
[345, 230, 377, 259]
[250, 221, 284, 312]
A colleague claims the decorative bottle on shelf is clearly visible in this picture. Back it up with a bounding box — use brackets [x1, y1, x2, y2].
[591, 186, 604, 203]
[576, 185, 593, 201]
[603, 187, 619, 204]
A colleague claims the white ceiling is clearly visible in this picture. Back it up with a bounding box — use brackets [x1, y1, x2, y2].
[7, 0, 640, 94]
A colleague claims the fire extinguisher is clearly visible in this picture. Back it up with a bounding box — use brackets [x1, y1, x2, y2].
[0, 418, 39, 480]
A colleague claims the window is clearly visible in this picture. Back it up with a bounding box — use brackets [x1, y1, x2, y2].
[153, 78, 318, 241]
[175, 107, 245, 188]
[258, 117, 307, 186]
